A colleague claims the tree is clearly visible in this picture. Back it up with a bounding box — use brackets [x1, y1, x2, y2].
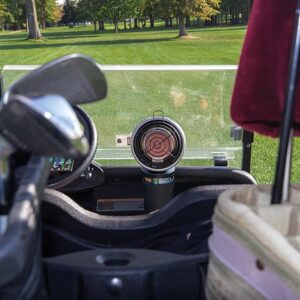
[77, 0, 105, 31]
[157, 0, 173, 28]
[131, 0, 146, 28]
[159, 0, 220, 36]
[104, 0, 127, 33]
[36, 0, 63, 29]
[4, 0, 25, 30]
[62, 0, 77, 25]
[25, 0, 43, 39]
[220, 0, 250, 25]
[104, 0, 143, 33]
[51, 3, 64, 23]
[144, 0, 159, 28]
[0, 1, 13, 30]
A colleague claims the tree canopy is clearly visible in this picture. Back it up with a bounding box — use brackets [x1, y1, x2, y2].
[158, 0, 220, 36]
[0, 0, 13, 30]
[36, 0, 64, 29]
[0, 0, 63, 34]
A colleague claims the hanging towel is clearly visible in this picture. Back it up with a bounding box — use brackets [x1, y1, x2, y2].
[231, 0, 300, 137]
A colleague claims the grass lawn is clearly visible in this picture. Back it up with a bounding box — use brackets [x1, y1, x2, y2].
[0, 25, 244, 65]
[1, 24, 298, 183]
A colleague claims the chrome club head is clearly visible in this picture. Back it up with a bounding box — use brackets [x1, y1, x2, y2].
[3, 54, 107, 105]
[0, 94, 89, 158]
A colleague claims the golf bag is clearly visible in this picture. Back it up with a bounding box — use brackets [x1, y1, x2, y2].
[207, 185, 300, 300]
[207, 0, 300, 299]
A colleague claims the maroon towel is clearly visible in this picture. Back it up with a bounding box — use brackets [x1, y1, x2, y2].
[231, 0, 300, 137]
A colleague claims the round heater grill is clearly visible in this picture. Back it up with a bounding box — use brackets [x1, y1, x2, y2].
[131, 117, 185, 172]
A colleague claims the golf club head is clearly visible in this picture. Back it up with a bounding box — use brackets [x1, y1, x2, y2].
[0, 95, 89, 158]
[3, 54, 107, 105]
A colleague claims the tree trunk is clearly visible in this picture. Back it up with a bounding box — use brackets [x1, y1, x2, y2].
[98, 20, 105, 31]
[14, 22, 20, 31]
[165, 18, 169, 27]
[114, 22, 118, 33]
[42, 19, 46, 30]
[93, 21, 96, 32]
[233, 12, 236, 24]
[211, 15, 216, 26]
[150, 14, 154, 28]
[169, 17, 173, 27]
[25, 0, 43, 39]
[41, 0, 46, 30]
[185, 16, 190, 27]
[14, 1, 20, 30]
[134, 18, 138, 28]
[230, 8, 234, 24]
[178, 14, 187, 37]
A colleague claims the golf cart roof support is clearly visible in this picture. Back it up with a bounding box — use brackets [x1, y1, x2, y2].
[0, 74, 3, 99]
[272, 0, 300, 204]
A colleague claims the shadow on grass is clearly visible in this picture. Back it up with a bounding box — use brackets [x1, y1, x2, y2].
[0, 25, 246, 42]
[197, 25, 246, 33]
[0, 33, 28, 41]
[41, 27, 181, 41]
[0, 27, 161, 41]
[0, 25, 246, 45]
[43, 29, 104, 38]
[0, 36, 177, 51]
[44, 34, 99, 40]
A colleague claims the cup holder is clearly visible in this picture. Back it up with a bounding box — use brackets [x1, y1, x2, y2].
[96, 252, 135, 267]
[45, 248, 205, 299]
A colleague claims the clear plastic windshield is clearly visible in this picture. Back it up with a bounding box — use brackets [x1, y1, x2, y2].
[1, 66, 242, 168]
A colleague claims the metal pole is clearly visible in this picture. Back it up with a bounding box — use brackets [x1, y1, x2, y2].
[271, 1, 300, 204]
[282, 130, 293, 203]
[242, 130, 254, 173]
[0, 73, 3, 98]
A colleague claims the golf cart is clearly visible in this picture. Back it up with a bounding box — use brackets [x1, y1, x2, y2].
[1, 0, 300, 299]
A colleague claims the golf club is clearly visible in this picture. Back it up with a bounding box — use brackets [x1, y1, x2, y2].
[2, 54, 107, 105]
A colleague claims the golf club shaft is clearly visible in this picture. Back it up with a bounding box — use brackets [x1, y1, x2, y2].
[0, 136, 15, 208]
[0, 136, 15, 234]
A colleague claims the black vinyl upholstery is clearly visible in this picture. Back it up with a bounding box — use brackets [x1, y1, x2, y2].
[42, 185, 251, 256]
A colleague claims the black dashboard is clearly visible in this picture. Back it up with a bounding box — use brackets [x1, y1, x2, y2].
[46, 106, 256, 215]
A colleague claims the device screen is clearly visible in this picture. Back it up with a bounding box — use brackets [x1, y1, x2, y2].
[50, 157, 74, 172]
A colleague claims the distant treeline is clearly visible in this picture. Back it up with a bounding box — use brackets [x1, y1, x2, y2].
[0, 0, 251, 37]
[62, 0, 251, 33]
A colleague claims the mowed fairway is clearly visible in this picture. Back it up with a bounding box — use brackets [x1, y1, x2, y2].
[1, 25, 298, 183]
[0, 25, 244, 65]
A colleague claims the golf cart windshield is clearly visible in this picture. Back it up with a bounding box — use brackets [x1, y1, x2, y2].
[1, 65, 243, 168]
